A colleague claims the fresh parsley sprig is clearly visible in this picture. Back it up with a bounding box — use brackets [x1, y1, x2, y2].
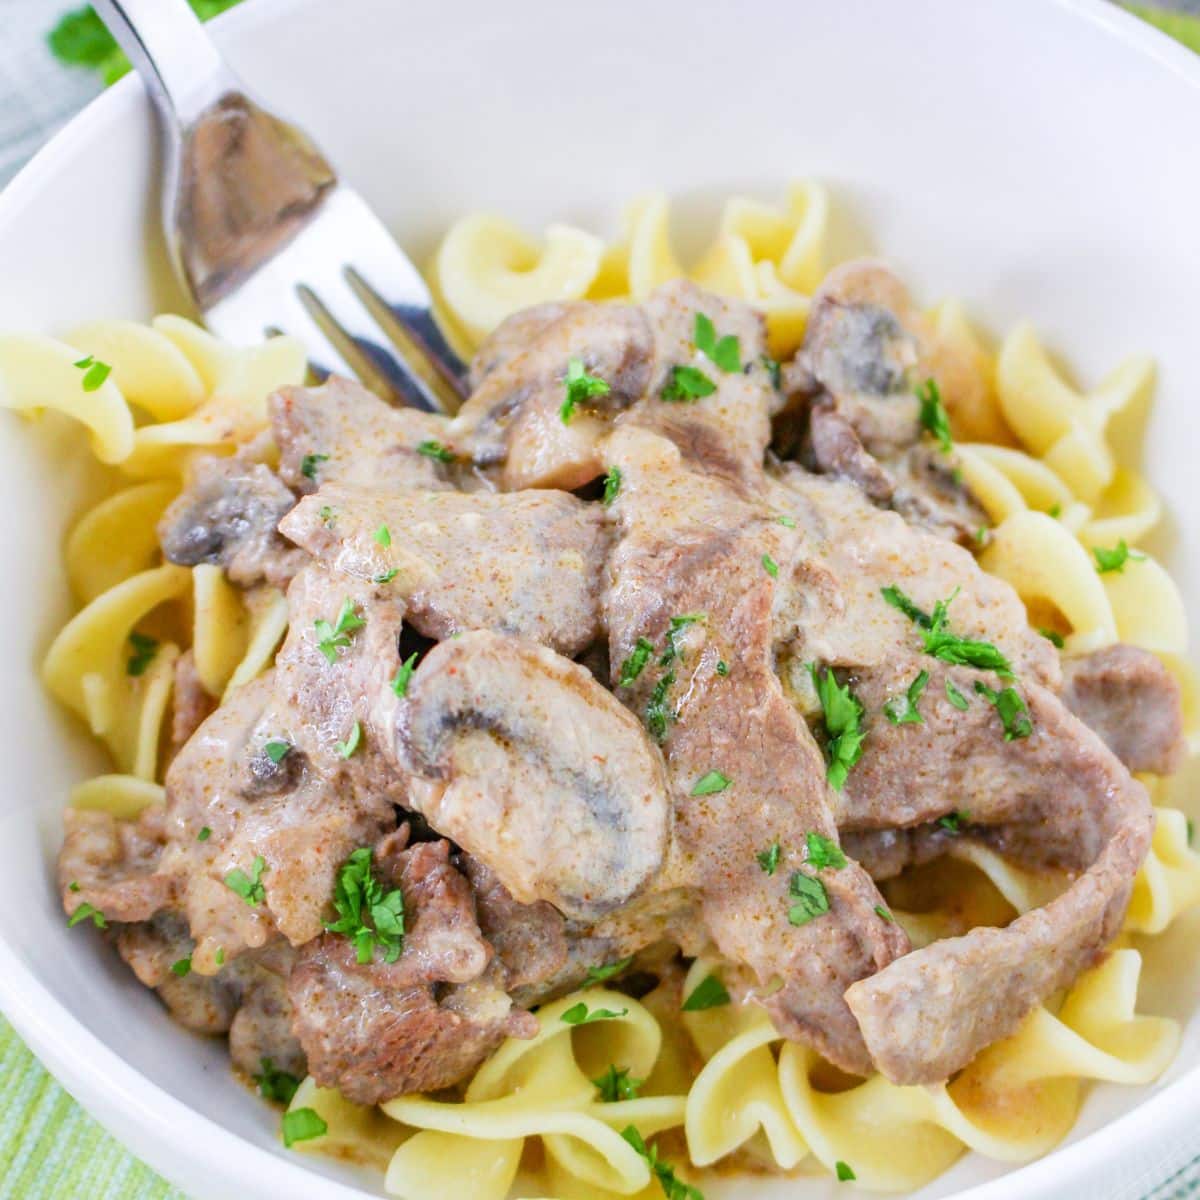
[884, 669, 930, 725]
[561, 1001, 628, 1025]
[681, 973, 730, 1012]
[593, 1065, 643, 1102]
[225, 856, 267, 906]
[810, 665, 866, 791]
[917, 378, 953, 454]
[561, 357, 611, 424]
[693, 312, 741, 373]
[314, 598, 365, 665]
[661, 365, 716, 402]
[325, 847, 405, 964]
[620, 1126, 704, 1200]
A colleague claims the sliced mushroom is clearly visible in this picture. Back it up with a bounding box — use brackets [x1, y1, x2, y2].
[395, 631, 671, 920]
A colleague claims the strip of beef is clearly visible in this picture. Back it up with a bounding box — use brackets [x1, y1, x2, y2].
[602, 425, 907, 1075]
[396, 631, 671, 921]
[1062, 643, 1185, 775]
[289, 831, 532, 1103]
[769, 465, 1153, 1082]
[159, 454, 304, 588]
[171, 649, 217, 755]
[783, 260, 988, 543]
[271, 376, 464, 494]
[59, 803, 176, 925]
[453, 301, 654, 490]
[279, 486, 607, 656]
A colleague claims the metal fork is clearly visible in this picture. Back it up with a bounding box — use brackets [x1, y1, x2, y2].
[92, 0, 468, 414]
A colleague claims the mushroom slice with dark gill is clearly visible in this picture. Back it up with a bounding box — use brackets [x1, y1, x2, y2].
[395, 630, 672, 922]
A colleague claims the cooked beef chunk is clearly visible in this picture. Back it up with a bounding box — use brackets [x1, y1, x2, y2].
[171, 650, 217, 755]
[601, 425, 907, 1076]
[289, 835, 531, 1103]
[159, 455, 304, 588]
[279, 486, 608, 656]
[397, 631, 671, 922]
[1062, 643, 1185, 775]
[59, 804, 176, 925]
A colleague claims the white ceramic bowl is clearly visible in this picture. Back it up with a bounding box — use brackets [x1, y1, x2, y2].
[2, 1, 1199, 1197]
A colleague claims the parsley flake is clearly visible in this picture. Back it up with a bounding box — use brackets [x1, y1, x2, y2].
[874, 904, 894, 922]
[374, 568, 399, 584]
[197, 826, 212, 842]
[391, 652, 418, 697]
[945, 678, 970, 711]
[373, 524, 392, 547]
[682, 973, 731, 1011]
[660, 614, 705, 666]
[881, 584, 931, 628]
[757, 839, 781, 875]
[326, 847, 406, 964]
[67, 902, 107, 930]
[886, 585, 1014, 678]
[318, 505, 336, 526]
[917, 378, 953, 454]
[761, 354, 782, 389]
[313, 598, 365, 664]
[593, 1065, 642, 1102]
[586, 956, 634, 985]
[68, 881, 80, 892]
[805, 831, 847, 870]
[225, 856, 266, 906]
[264, 740, 291, 764]
[1093, 539, 1145, 574]
[603, 466, 623, 506]
[619, 638, 654, 686]
[417, 439, 455, 463]
[215, 947, 225, 966]
[255, 1057, 300, 1104]
[884, 669, 930, 725]
[282, 1107, 327, 1148]
[300, 452, 328, 480]
[661, 365, 716, 402]
[836, 1161, 857, 1182]
[776, 514, 796, 528]
[126, 632, 159, 677]
[170, 956, 192, 978]
[788, 871, 830, 926]
[620, 1126, 704, 1200]
[645, 671, 676, 743]
[762, 553, 779, 579]
[715, 660, 730, 677]
[561, 1002, 628, 1025]
[1040, 628, 1065, 648]
[691, 770, 731, 796]
[561, 357, 611, 423]
[73, 354, 112, 392]
[334, 721, 361, 759]
[694, 312, 742, 373]
[974, 681, 1033, 740]
[810, 665, 866, 791]
[938, 810, 970, 834]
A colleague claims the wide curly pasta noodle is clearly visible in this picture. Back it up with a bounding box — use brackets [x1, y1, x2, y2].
[379, 989, 688, 1200]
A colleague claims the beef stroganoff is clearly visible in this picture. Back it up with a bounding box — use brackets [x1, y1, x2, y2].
[2, 181, 1197, 1197]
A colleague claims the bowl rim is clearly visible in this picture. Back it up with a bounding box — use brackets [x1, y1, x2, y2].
[2, 0, 1199, 1197]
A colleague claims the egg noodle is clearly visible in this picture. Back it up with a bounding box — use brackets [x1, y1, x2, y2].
[1, 182, 1197, 1195]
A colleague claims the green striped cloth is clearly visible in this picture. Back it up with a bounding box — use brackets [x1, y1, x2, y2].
[2, 4, 1199, 1199]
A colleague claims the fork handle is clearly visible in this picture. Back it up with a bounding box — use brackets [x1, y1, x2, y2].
[92, 0, 240, 130]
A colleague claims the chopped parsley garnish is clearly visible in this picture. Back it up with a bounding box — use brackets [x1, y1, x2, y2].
[886, 584, 1014, 678]
[917, 378, 953, 454]
[645, 671, 676, 742]
[693, 312, 742, 373]
[126, 632, 159, 677]
[67, 902, 106, 930]
[314, 598, 365, 664]
[884, 669, 930, 725]
[1048, 502, 1063, 518]
[776, 514, 796, 528]
[945, 678, 970, 711]
[326, 847, 405, 964]
[874, 904, 894, 922]
[810, 665, 866, 791]
[691, 770, 731, 796]
[68, 881, 80, 892]
[805, 831, 847, 870]
[1188, 818, 1195, 846]
[281, 1107, 327, 1149]
[787, 871, 830, 926]
[225, 855, 266, 906]
[620, 1126, 704, 1200]
[254, 1057, 300, 1104]
[762, 553, 779, 579]
[318, 505, 336, 526]
[715, 660, 729, 677]
[586, 956, 634, 985]
[215, 947, 225, 966]
[417, 439, 455, 463]
[300, 452, 329, 480]
[561, 1002, 628, 1025]
[619, 638, 654, 686]
[561, 357, 611, 423]
[836, 1161, 857, 1182]
[1092, 539, 1145, 574]
[660, 613, 705, 665]
[73, 354, 112, 392]
[938, 810, 970, 834]
[374, 568, 399, 584]
[264, 740, 291, 765]
[974, 681, 1033, 740]
[391, 652, 418, 697]
[974, 526, 989, 546]
[170, 956, 192, 978]
[603, 466, 623, 506]
[682, 973, 731, 1012]
[1040, 628, 1065, 648]
[761, 354, 782, 390]
[373, 523, 392, 547]
[334, 721, 361, 759]
[198, 826, 211, 842]
[757, 839, 781, 875]
[593, 1065, 642, 1102]
[661, 364, 717, 402]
